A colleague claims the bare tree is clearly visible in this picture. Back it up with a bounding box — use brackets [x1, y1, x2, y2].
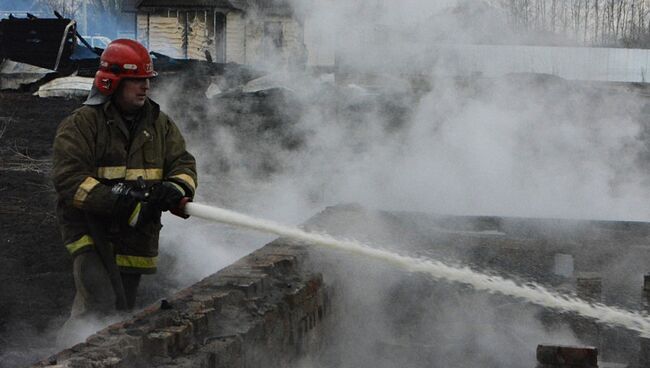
[94, 0, 123, 20]
[594, 0, 600, 42]
[615, 0, 625, 38]
[36, 0, 81, 18]
[551, 0, 557, 32]
[584, 0, 591, 42]
[36, 0, 125, 20]
[500, 0, 650, 46]
[571, 0, 582, 39]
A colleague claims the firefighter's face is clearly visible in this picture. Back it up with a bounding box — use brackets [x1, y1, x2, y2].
[115, 78, 150, 112]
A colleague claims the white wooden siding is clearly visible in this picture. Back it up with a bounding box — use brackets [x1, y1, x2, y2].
[188, 14, 209, 60]
[148, 15, 184, 58]
[226, 11, 246, 64]
[304, 18, 335, 67]
[135, 8, 307, 69]
[283, 19, 305, 66]
[243, 19, 263, 66]
[136, 13, 149, 48]
[243, 16, 303, 68]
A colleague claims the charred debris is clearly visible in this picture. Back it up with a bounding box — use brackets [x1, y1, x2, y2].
[0, 13, 260, 94]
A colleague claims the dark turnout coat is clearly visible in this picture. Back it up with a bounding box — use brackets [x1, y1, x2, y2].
[52, 98, 197, 274]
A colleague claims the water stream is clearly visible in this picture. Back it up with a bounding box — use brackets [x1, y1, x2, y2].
[185, 202, 650, 335]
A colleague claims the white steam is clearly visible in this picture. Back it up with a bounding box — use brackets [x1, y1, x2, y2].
[149, 0, 650, 366]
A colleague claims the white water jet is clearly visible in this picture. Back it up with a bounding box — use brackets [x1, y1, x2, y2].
[185, 202, 650, 335]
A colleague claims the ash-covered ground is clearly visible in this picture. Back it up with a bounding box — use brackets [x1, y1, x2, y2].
[0, 92, 78, 366]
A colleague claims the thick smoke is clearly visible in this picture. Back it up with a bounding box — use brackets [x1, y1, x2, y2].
[300, 249, 581, 368]
[154, 0, 650, 226]
[146, 0, 650, 366]
[272, 0, 650, 222]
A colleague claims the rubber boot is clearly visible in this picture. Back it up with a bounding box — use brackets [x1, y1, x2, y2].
[56, 251, 116, 347]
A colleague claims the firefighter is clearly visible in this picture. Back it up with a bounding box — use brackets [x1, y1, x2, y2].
[52, 39, 197, 339]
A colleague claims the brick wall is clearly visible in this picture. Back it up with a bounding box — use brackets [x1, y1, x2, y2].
[33, 241, 329, 368]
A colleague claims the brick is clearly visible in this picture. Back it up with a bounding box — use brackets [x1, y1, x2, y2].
[200, 337, 243, 368]
[215, 275, 269, 299]
[187, 310, 210, 339]
[143, 331, 176, 357]
[162, 323, 194, 351]
[61, 357, 94, 368]
[640, 337, 650, 367]
[78, 348, 122, 366]
[151, 311, 181, 329]
[155, 355, 211, 368]
[249, 254, 298, 276]
[85, 333, 110, 347]
[191, 293, 218, 309]
[536, 345, 598, 367]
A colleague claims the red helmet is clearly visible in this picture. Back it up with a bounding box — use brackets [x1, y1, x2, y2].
[94, 39, 157, 95]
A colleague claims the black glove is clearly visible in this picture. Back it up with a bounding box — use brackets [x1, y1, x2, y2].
[125, 201, 161, 228]
[111, 182, 157, 227]
[148, 181, 185, 212]
[111, 182, 149, 201]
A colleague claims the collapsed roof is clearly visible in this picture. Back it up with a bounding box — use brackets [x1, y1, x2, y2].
[0, 13, 260, 91]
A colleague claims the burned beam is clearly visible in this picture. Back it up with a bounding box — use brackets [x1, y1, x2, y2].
[0, 16, 77, 72]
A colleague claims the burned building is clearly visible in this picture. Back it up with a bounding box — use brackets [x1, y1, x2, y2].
[133, 0, 306, 68]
